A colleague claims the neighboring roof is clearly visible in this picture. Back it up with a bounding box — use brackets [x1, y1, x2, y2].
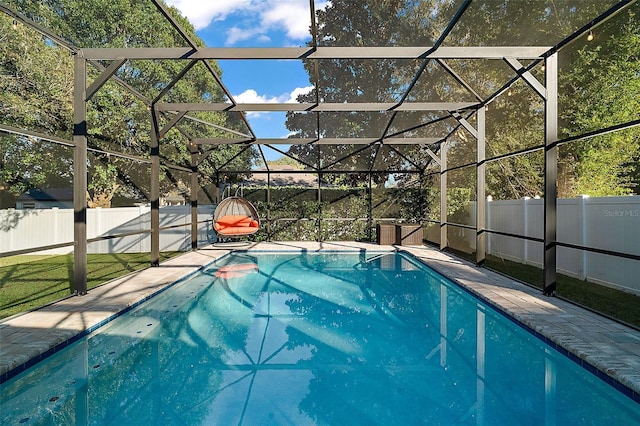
[246, 165, 319, 187]
[2, 1, 630, 177]
[163, 194, 185, 200]
[16, 188, 73, 202]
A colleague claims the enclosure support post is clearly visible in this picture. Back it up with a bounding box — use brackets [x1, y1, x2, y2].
[440, 142, 448, 251]
[368, 173, 373, 241]
[523, 197, 530, 265]
[543, 53, 558, 295]
[190, 143, 198, 250]
[476, 308, 486, 424]
[476, 106, 486, 266]
[73, 54, 88, 295]
[317, 172, 322, 242]
[267, 173, 271, 241]
[73, 340, 89, 423]
[150, 107, 161, 266]
[420, 172, 427, 242]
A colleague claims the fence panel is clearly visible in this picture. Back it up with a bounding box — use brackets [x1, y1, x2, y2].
[2, 197, 639, 293]
[484, 196, 640, 294]
[1, 205, 215, 255]
[582, 197, 640, 291]
[0, 208, 73, 254]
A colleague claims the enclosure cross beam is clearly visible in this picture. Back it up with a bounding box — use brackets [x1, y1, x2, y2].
[476, 107, 487, 266]
[190, 142, 198, 250]
[79, 46, 551, 60]
[73, 55, 88, 295]
[150, 108, 161, 266]
[543, 53, 559, 296]
[440, 143, 448, 251]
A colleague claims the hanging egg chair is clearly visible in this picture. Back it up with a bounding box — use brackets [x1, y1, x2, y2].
[212, 195, 260, 238]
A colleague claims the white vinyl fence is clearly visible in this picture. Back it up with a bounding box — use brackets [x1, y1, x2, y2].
[2, 197, 639, 294]
[1, 205, 216, 256]
[480, 195, 640, 295]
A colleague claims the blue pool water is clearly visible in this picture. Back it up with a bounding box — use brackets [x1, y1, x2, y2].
[1, 251, 639, 425]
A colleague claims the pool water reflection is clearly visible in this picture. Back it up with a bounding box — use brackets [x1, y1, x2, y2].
[1, 252, 639, 425]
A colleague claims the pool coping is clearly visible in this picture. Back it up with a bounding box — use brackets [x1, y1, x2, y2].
[398, 245, 640, 403]
[2, 242, 640, 404]
[0, 248, 232, 382]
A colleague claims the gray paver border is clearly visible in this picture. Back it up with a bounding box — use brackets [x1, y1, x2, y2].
[2, 243, 639, 405]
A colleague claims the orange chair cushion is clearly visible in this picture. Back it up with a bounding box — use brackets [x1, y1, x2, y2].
[215, 215, 252, 227]
[216, 226, 258, 235]
[215, 263, 259, 278]
[214, 215, 259, 235]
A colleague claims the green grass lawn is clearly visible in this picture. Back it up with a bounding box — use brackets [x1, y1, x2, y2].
[3, 250, 639, 330]
[437, 248, 640, 328]
[0, 252, 180, 319]
[484, 256, 640, 329]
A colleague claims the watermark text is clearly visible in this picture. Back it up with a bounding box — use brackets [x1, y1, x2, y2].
[604, 209, 640, 217]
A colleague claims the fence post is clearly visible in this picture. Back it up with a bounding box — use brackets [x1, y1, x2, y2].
[52, 208, 59, 248]
[139, 205, 146, 253]
[580, 195, 589, 280]
[486, 196, 492, 256]
[95, 207, 102, 254]
[523, 197, 529, 265]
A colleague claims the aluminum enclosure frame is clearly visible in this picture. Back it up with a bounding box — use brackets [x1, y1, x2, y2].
[2, 0, 638, 300]
[71, 42, 559, 294]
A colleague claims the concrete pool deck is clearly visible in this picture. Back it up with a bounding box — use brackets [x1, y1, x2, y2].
[1, 242, 639, 402]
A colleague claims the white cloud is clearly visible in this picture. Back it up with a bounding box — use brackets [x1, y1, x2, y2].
[235, 86, 313, 104]
[260, 1, 331, 41]
[226, 26, 263, 45]
[167, 0, 331, 44]
[234, 86, 314, 117]
[234, 89, 276, 104]
[257, 34, 272, 43]
[261, 1, 313, 40]
[165, 0, 253, 30]
[285, 85, 314, 103]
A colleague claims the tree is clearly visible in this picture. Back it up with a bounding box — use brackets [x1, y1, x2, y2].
[87, 162, 119, 208]
[0, 13, 75, 207]
[433, 0, 640, 198]
[290, 1, 540, 202]
[0, 0, 255, 207]
[558, 7, 640, 196]
[285, 0, 443, 186]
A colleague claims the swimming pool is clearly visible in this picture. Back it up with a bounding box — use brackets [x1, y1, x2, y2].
[1, 251, 639, 424]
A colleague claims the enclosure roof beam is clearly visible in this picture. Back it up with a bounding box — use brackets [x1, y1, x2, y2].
[504, 58, 547, 99]
[149, 0, 256, 139]
[545, 0, 637, 57]
[450, 112, 478, 139]
[0, 123, 74, 147]
[152, 60, 199, 104]
[0, 3, 77, 53]
[393, 0, 474, 108]
[158, 111, 187, 139]
[83, 60, 250, 140]
[436, 59, 484, 102]
[175, 113, 253, 139]
[85, 59, 127, 101]
[156, 102, 479, 113]
[191, 137, 443, 145]
[424, 148, 442, 166]
[80, 46, 552, 61]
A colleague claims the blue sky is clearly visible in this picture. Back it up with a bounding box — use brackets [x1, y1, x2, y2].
[166, 0, 328, 152]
